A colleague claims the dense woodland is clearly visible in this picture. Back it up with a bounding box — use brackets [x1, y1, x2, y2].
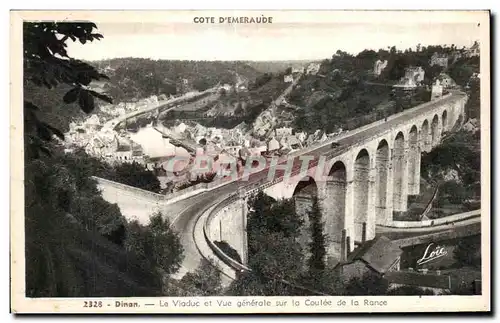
[94, 58, 261, 102]
[287, 45, 480, 134]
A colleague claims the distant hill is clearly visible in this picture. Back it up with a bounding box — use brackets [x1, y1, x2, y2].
[93, 58, 262, 103]
[243, 60, 320, 74]
[24, 59, 264, 132]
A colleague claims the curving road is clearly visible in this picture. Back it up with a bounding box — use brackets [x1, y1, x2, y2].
[168, 91, 469, 278]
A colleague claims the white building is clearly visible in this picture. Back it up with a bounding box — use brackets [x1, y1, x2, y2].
[430, 52, 448, 68]
[284, 74, 294, 83]
[373, 59, 388, 76]
[267, 137, 280, 151]
[275, 127, 293, 138]
[431, 79, 443, 100]
[175, 122, 187, 134]
[306, 63, 321, 75]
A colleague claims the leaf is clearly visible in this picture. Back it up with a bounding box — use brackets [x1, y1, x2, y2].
[89, 90, 113, 104]
[39, 145, 52, 157]
[78, 89, 95, 113]
[24, 101, 39, 111]
[98, 73, 110, 80]
[36, 123, 53, 141]
[63, 87, 80, 104]
[43, 123, 65, 140]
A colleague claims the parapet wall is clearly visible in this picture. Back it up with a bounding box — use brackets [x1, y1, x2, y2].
[92, 176, 165, 201]
[385, 209, 480, 228]
[203, 194, 250, 272]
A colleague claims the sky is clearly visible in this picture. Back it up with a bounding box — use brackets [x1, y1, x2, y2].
[67, 21, 481, 62]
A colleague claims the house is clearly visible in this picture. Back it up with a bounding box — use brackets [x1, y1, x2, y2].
[275, 127, 293, 138]
[430, 52, 449, 68]
[285, 135, 302, 150]
[435, 73, 457, 89]
[335, 236, 403, 282]
[467, 41, 480, 57]
[393, 76, 418, 90]
[384, 270, 452, 295]
[224, 145, 242, 157]
[267, 137, 280, 152]
[284, 74, 294, 83]
[405, 66, 425, 83]
[373, 59, 388, 76]
[306, 63, 321, 75]
[292, 66, 304, 74]
[175, 122, 187, 134]
[431, 79, 443, 99]
[463, 118, 480, 133]
[296, 132, 307, 143]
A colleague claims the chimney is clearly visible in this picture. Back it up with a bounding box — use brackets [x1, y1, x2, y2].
[362, 222, 367, 243]
[340, 229, 347, 262]
[346, 236, 351, 257]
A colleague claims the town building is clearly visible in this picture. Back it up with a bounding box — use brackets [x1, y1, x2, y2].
[430, 52, 449, 68]
[306, 63, 321, 75]
[431, 79, 444, 100]
[275, 127, 293, 138]
[384, 270, 452, 295]
[284, 74, 294, 83]
[267, 137, 280, 152]
[405, 66, 425, 83]
[335, 236, 403, 282]
[435, 73, 457, 89]
[373, 59, 388, 76]
[467, 41, 480, 57]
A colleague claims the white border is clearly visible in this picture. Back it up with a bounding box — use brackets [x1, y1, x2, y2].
[4, 2, 497, 320]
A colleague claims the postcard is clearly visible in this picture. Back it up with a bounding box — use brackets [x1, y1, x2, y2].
[10, 9, 490, 313]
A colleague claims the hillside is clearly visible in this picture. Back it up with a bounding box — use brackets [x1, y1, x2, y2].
[243, 60, 319, 74]
[93, 58, 262, 102]
[285, 45, 478, 134]
[24, 59, 263, 132]
[162, 71, 291, 129]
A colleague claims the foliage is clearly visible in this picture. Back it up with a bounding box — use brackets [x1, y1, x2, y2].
[453, 238, 481, 268]
[110, 161, 162, 193]
[24, 148, 164, 297]
[174, 258, 223, 296]
[226, 191, 307, 296]
[214, 241, 242, 264]
[420, 129, 480, 210]
[95, 58, 261, 102]
[246, 191, 303, 241]
[287, 43, 478, 135]
[24, 22, 113, 158]
[386, 286, 435, 295]
[307, 195, 327, 274]
[125, 212, 184, 275]
[343, 272, 389, 296]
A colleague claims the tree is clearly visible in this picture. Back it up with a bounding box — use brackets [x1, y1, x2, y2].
[453, 238, 481, 268]
[175, 258, 223, 296]
[111, 161, 162, 193]
[125, 212, 184, 275]
[386, 286, 435, 295]
[343, 272, 389, 296]
[307, 196, 326, 275]
[24, 22, 112, 159]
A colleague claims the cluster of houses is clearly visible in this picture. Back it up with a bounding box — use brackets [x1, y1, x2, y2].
[334, 235, 481, 295]
[64, 115, 146, 165]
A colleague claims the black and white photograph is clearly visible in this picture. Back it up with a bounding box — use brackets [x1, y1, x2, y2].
[10, 10, 490, 313]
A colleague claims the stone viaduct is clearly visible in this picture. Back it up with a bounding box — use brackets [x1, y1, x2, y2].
[209, 91, 468, 266]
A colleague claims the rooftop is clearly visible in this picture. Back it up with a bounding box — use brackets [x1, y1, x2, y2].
[385, 270, 452, 290]
[346, 236, 403, 274]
